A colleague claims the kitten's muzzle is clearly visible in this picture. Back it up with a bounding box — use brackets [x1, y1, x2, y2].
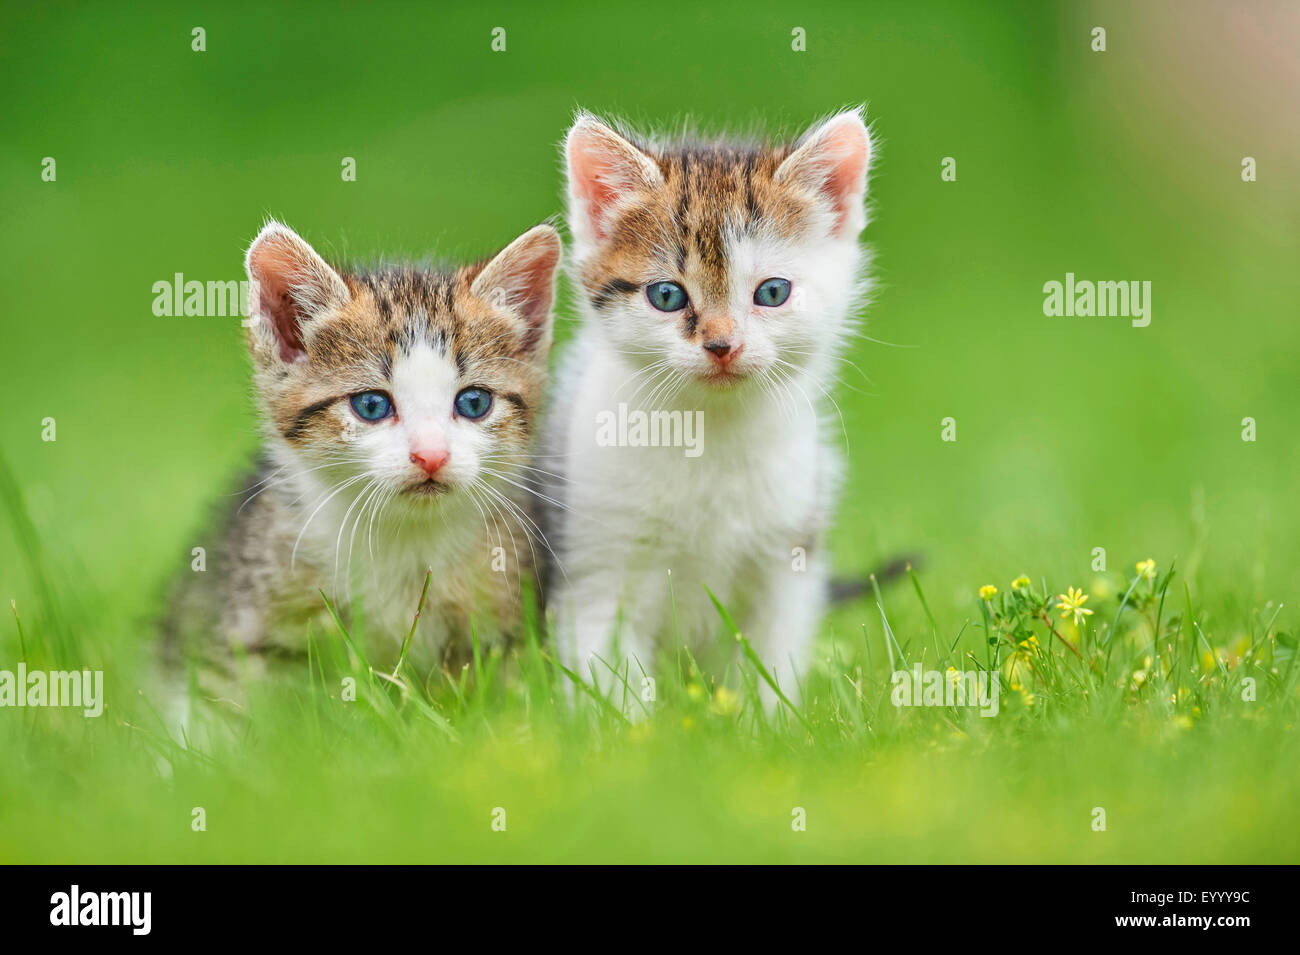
[703, 338, 738, 361]
[700, 340, 746, 382]
[410, 447, 450, 477]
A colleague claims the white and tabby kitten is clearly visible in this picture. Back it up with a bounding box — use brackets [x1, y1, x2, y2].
[544, 110, 873, 707]
[165, 220, 562, 693]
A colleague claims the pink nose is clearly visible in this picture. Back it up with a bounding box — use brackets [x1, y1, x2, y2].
[704, 341, 743, 365]
[410, 448, 450, 477]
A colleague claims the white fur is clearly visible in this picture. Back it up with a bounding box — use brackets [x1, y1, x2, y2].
[548, 115, 872, 710]
[266, 342, 514, 665]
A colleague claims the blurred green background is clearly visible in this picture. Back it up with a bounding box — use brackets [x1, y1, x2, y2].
[1, 0, 1297, 862]
[3, 0, 1296, 621]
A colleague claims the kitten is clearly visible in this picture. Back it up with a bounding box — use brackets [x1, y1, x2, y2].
[544, 110, 873, 708]
[164, 220, 562, 697]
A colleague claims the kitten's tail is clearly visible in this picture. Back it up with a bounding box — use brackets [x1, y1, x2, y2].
[829, 554, 921, 604]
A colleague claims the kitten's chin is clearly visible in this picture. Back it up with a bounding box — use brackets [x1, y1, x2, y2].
[696, 367, 750, 389]
[404, 478, 453, 499]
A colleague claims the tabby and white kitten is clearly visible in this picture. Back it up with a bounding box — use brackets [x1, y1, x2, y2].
[165, 220, 561, 688]
[545, 110, 872, 706]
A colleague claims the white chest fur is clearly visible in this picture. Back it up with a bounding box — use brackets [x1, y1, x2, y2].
[551, 331, 839, 661]
[276, 463, 509, 663]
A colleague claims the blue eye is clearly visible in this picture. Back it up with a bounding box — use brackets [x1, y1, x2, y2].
[454, 387, 493, 420]
[754, 278, 792, 307]
[349, 391, 393, 422]
[646, 281, 689, 312]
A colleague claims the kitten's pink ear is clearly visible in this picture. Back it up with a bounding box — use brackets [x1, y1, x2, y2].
[470, 224, 562, 356]
[776, 109, 872, 238]
[244, 221, 350, 363]
[565, 114, 662, 244]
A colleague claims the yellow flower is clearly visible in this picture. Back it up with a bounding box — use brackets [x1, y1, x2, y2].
[1136, 558, 1157, 581]
[1017, 634, 1041, 654]
[1132, 669, 1147, 687]
[709, 686, 740, 716]
[1218, 634, 1250, 669]
[686, 682, 706, 702]
[1011, 575, 1031, 591]
[1055, 586, 1093, 628]
[979, 585, 998, 601]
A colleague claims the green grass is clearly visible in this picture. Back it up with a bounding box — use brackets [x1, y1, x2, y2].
[2, 0, 1298, 863]
[3, 440, 1297, 862]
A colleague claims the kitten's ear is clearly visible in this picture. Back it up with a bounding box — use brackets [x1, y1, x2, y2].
[565, 113, 662, 245]
[776, 109, 872, 238]
[244, 221, 350, 363]
[470, 224, 562, 356]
